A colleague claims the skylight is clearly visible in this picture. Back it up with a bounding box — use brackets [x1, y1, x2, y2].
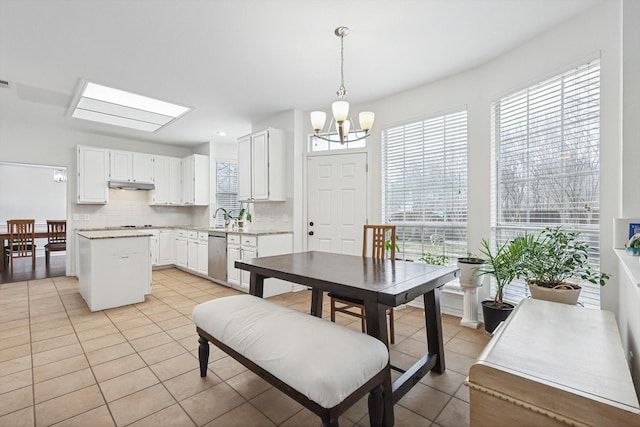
[71, 82, 191, 132]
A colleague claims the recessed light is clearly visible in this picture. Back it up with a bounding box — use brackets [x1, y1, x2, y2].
[71, 82, 191, 132]
[217, 131, 228, 137]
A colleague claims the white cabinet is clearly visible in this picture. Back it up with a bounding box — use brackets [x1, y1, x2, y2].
[182, 154, 209, 206]
[237, 128, 285, 202]
[150, 229, 160, 266]
[197, 232, 208, 276]
[77, 145, 109, 204]
[186, 230, 208, 275]
[175, 229, 188, 268]
[151, 156, 182, 205]
[158, 229, 175, 265]
[110, 150, 154, 183]
[227, 232, 293, 296]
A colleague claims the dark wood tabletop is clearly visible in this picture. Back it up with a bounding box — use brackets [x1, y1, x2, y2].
[0, 231, 51, 272]
[236, 250, 459, 427]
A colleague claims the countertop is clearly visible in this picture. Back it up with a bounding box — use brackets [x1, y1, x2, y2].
[77, 225, 292, 236]
[614, 248, 640, 287]
[77, 230, 154, 239]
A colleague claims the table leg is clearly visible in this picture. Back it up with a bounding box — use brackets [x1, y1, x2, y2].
[249, 273, 265, 298]
[310, 288, 323, 317]
[364, 300, 393, 426]
[424, 287, 445, 373]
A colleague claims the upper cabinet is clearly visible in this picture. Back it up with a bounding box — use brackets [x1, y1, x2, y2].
[182, 154, 209, 206]
[238, 128, 285, 202]
[151, 155, 182, 205]
[77, 145, 109, 204]
[110, 150, 154, 183]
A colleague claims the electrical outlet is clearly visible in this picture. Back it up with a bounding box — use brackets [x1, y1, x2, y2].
[73, 214, 80, 221]
[283, 214, 289, 223]
[83, 214, 90, 221]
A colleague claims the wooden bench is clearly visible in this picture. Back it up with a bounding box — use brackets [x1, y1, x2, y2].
[467, 298, 640, 426]
[192, 295, 391, 427]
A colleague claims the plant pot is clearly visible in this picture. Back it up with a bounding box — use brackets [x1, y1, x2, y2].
[481, 300, 514, 334]
[528, 281, 581, 305]
[457, 258, 485, 288]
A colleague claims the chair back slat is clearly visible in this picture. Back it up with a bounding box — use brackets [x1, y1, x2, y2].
[47, 220, 67, 244]
[362, 225, 396, 260]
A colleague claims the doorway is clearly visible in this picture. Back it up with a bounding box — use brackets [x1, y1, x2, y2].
[306, 153, 367, 255]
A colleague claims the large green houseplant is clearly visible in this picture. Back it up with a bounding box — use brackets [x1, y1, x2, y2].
[478, 237, 526, 333]
[519, 227, 610, 305]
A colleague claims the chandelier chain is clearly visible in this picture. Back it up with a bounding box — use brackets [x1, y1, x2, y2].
[337, 31, 347, 99]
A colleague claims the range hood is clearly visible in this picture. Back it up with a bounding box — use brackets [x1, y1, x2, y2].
[108, 180, 155, 190]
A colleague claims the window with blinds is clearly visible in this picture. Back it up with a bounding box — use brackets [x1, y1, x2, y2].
[382, 110, 468, 263]
[214, 161, 241, 227]
[491, 60, 601, 307]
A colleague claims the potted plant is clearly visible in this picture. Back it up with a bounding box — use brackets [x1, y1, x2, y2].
[230, 204, 252, 230]
[457, 253, 486, 288]
[419, 252, 449, 265]
[519, 227, 610, 305]
[478, 238, 525, 334]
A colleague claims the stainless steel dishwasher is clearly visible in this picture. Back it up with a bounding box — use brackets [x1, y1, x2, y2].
[208, 232, 227, 284]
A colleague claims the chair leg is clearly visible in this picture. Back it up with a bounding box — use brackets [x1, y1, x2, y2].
[388, 308, 395, 345]
[330, 298, 336, 323]
[32, 251, 36, 269]
[360, 307, 366, 333]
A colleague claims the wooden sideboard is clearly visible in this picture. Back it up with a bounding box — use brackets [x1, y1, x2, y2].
[467, 298, 640, 426]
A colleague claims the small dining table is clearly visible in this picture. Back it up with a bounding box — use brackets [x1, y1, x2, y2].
[0, 231, 50, 272]
[236, 251, 459, 427]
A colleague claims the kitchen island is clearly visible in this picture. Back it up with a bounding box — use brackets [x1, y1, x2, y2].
[77, 229, 152, 311]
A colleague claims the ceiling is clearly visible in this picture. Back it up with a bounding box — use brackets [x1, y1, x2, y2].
[0, 0, 602, 147]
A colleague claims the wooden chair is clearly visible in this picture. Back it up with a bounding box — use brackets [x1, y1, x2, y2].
[45, 220, 66, 267]
[329, 224, 397, 344]
[4, 219, 36, 270]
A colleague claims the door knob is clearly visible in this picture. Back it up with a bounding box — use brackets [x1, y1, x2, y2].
[309, 221, 314, 226]
[308, 231, 314, 236]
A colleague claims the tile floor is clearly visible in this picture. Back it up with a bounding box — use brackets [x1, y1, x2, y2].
[0, 268, 490, 427]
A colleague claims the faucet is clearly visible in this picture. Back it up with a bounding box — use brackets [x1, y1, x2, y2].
[213, 208, 230, 228]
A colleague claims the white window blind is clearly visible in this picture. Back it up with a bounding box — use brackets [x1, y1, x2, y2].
[214, 161, 241, 227]
[382, 110, 468, 262]
[492, 60, 601, 307]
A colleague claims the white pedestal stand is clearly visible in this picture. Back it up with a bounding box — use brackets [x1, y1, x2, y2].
[458, 259, 485, 329]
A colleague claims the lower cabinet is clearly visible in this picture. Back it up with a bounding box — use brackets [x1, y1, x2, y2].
[186, 231, 208, 275]
[175, 230, 188, 268]
[227, 233, 293, 297]
[158, 229, 175, 265]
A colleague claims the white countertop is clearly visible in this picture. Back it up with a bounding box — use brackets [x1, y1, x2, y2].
[614, 248, 640, 287]
[77, 230, 154, 239]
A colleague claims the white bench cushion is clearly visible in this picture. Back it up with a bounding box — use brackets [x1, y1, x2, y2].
[193, 294, 389, 409]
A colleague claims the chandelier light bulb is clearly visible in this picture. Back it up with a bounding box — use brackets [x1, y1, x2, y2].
[332, 100, 349, 122]
[342, 120, 351, 138]
[310, 111, 327, 132]
[359, 112, 375, 131]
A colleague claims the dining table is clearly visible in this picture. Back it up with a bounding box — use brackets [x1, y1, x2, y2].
[235, 250, 459, 427]
[0, 231, 50, 272]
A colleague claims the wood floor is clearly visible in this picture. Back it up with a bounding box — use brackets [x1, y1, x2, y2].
[0, 254, 66, 284]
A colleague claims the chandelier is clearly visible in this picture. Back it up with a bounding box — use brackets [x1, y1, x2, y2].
[310, 26, 375, 144]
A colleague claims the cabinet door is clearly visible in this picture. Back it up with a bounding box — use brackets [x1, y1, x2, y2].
[237, 136, 252, 201]
[158, 230, 174, 265]
[197, 242, 208, 275]
[252, 130, 269, 200]
[110, 150, 132, 181]
[150, 231, 159, 266]
[176, 238, 187, 268]
[152, 156, 170, 204]
[182, 155, 195, 204]
[240, 247, 256, 291]
[77, 146, 109, 204]
[187, 240, 198, 271]
[169, 157, 182, 204]
[227, 245, 241, 285]
[132, 153, 154, 183]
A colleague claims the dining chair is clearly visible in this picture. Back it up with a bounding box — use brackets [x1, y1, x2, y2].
[329, 224, 396, 344]
[4, 219, 36, 270]
[45, 220, 66, 267]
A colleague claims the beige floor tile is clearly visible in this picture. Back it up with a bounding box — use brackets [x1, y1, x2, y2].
[249, 387, 304, 425]
[80, 332, 126, 353]
[33, 354, 89, 383]
[0, 385, 33, 417]
[128, 331, 174, 352]
[0, 355, 31, 377]
[420, 370, 467, 395]
[85, 342, 136, 366]
[92, 353, 146, 382]
[180, 382, 245, 426]
[146, 308, 182, 323]
[398, 382, 451, 421]
[444, 351, 476, 376]
[0, 333, 30, 351]
[30, 324, 75, 343]
[0, 343, 31, 363]
[35, 384, 104, 427]
[393, 337, 428, 359]
[455, 327, 492, 345]
[149, 352, 198, 381]
[29, 311, 68, 326]
[99, 366, 160, 402]
[454, 383, 470, 403]
[209, 355, 248, 381]
[127, 404, 195, 427]
[50, 405, 115, 427]
[165, 324, 197, 341]
[75, 324, 121, 342]
[32, 343, 84, 368]
[31, 333, 78, 354]
[435, 397, 470, 427]
[0, 368, 32, 394]
[358, 405, 432, 427]
[34, 368, 96, 403]
[225, 370, 272, 400]
[109, 315, 154, 331]
[108, 383, 176, 426]
[0, 406, 34, 427]
[121, 323, 163, 341]
[163, 368, 221, 401]
[0, 319, 29, 332]
[32, 318, 72, 331]
[279, 408, 323, 427]
[445, 337, 487, 359]
[156, 315, 193, 331]
[203, 402, 276, 427]
[138, 341, 187, 365]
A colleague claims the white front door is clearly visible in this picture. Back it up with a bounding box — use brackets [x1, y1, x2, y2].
[307, 153, 367, 255]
